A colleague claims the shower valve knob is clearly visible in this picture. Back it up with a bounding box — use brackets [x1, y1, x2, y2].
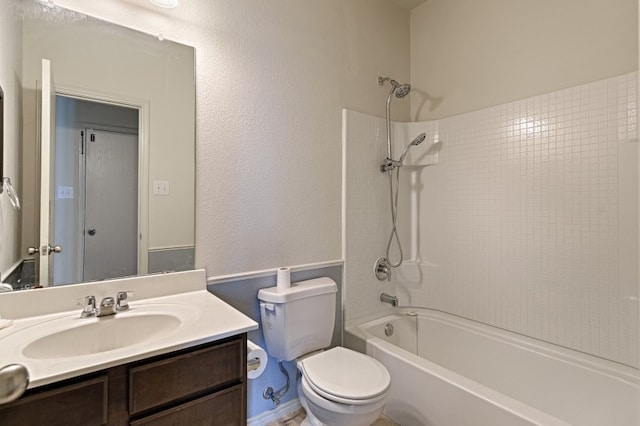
[374, 257, 391, 281]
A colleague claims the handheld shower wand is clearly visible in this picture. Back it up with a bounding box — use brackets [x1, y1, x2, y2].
[380, 133, 426, 172]
[398, 133, 427, 164]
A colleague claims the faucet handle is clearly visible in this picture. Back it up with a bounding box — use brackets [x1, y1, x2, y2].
[116, 291, 133, 312]
[374, 257, 392, 281]
[78, 296, 97, 318]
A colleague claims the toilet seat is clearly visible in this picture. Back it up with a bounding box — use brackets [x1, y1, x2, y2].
[299, 375, 388, 417]
[298, 347, 390, 406]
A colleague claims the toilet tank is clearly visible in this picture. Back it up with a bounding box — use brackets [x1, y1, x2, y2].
[258, 277, 337, 361]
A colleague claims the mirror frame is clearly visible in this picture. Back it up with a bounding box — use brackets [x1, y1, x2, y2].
[0, 84, 3, 183]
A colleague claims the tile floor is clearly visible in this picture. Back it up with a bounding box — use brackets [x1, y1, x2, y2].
[266, 408, 399, 426]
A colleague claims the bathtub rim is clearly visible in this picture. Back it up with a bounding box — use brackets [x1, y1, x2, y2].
[345, 307, 640, 426]
[345, 307, 640, 387]
[367, 333, 569, 426]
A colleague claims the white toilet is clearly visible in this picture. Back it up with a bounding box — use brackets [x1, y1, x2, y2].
[258, 277, 390, 426]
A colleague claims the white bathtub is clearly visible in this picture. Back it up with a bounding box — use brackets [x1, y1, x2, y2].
[345, 309, 640, 426]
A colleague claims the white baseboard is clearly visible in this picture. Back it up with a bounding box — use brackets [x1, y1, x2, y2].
[247, 399, 302, 426]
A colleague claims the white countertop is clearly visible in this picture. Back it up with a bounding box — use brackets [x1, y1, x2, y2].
[0, 270, 258, 389]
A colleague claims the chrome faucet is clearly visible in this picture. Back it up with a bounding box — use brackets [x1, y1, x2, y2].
[98, 297, 116, 317]
[79, 292, 132, 318]
[379, 292, 398, 307]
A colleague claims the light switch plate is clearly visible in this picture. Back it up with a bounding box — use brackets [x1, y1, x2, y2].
[153, 180, 170, 196]
[57, 186, 74, 199]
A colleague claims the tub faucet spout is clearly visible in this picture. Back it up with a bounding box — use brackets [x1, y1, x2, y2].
[379, 292, 398, 307]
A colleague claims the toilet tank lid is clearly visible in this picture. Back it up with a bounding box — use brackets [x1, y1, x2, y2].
[258, 277, 337, 303]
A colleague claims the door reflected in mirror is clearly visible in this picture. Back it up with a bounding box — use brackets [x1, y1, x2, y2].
[0, 0, 195, 290]
[54, 96, 139, 285]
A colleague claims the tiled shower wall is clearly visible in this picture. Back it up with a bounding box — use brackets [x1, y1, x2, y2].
[342, 109, 395, 322]
[343, 72, 639, 368]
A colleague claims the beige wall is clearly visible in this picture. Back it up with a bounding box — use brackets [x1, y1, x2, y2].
[342, 0, 411, 122]
[0, 0, 22, 280]
[54, 0, 410, 276]
[410, 0, 638, 120]
[20, 14, 195, 258]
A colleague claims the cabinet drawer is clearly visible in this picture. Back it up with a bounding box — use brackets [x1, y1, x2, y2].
[130, 384, 243, 426]
[0, 375, 108, 426]
[129, 338, 244, 415]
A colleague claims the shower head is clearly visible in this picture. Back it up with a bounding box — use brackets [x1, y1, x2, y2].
[398, 133, 427, 164]
[378, 76, 411, 98]
[410, 132, 427, 147]
[393, 82, 411, 98]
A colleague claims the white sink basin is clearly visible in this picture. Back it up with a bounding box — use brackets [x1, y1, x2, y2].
[23, 313, 182, 359]
[0, 303, 198, 362]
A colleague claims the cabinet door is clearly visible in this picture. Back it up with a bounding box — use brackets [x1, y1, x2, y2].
[130, 384, 243, 426]
[129, 338, 244, 415]
[0, 375, 108, 426]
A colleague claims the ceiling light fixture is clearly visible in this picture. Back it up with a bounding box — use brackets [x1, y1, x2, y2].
[148, 0, 178, 8]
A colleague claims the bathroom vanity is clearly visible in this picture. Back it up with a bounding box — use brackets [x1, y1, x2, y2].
[0, 335, 246, 425]
[0, 270, 258, 425]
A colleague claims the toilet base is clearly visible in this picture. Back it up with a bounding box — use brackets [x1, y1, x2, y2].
[300, 419, 314, 426]
[298, 385, 324, 426]
[297, 377, 386, 426]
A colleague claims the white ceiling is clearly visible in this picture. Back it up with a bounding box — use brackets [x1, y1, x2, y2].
[389, 0, 427, 10]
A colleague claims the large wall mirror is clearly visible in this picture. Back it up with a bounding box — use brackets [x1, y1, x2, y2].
[0, 0, 195, 289]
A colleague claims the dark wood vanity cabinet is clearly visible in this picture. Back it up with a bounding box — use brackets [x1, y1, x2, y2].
[0, 334, 247, 426]
[0, 375, 110, 425]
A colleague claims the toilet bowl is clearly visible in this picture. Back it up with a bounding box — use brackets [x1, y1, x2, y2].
[296, 347, 390, 426]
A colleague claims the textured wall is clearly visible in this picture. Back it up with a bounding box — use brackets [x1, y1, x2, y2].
[410, 0, 638, 120]
[54, 0, 410, 276]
